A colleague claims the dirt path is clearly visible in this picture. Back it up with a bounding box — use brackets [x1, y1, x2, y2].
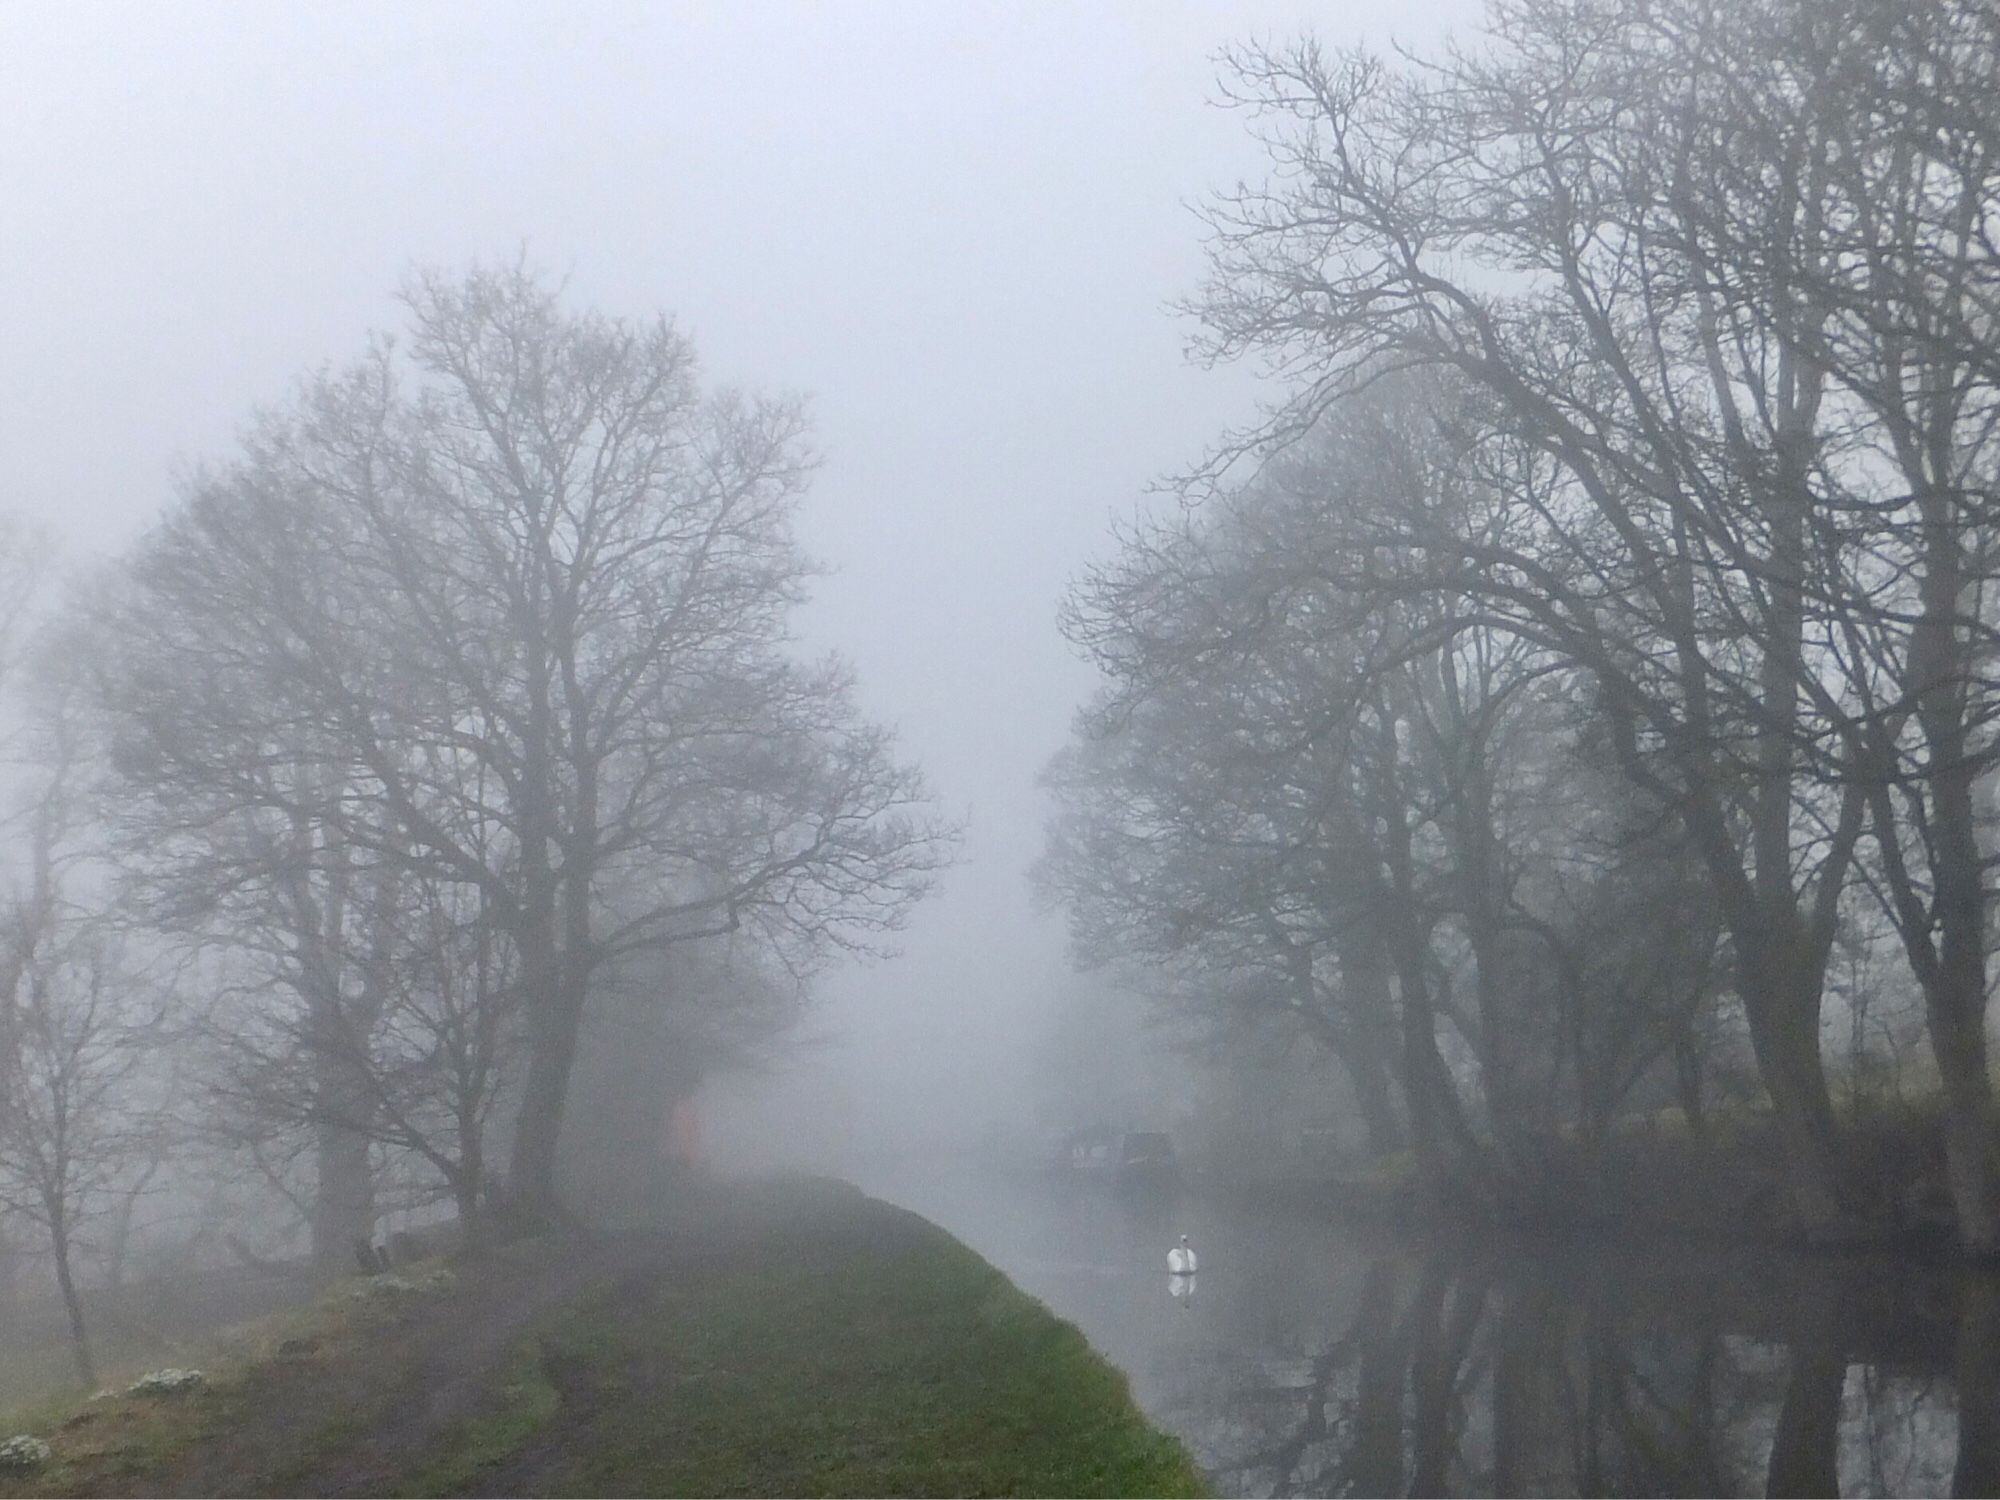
[464, 1259, 672, 1499]
[145, 1233, 671, 1498]
[9, 1179, 1206, 1500]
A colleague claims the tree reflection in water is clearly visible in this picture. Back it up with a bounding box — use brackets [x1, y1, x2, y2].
[1160, 1251, 1990, 1498]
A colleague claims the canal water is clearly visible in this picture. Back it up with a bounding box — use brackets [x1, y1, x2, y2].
[862, 1164, 1992, 1497]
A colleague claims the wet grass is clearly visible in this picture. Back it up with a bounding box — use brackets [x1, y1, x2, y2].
[422, 1181, 1206, 1497]
[401, 1335, 561, 1496]
[0, 1181, 1203, 1498]
[0, 1264, 461, 1497]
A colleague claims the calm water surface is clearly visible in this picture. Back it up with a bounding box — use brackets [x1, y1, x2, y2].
[862, 1164, 1997, 1497]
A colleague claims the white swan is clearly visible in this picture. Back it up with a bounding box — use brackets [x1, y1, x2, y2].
[1167, 1235, 1198, 1275]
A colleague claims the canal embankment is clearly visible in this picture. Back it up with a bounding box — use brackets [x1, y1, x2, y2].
[0, 1176, 1203, 1498]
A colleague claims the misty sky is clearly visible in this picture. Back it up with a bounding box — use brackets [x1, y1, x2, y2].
[0, 0, 1477, 1158]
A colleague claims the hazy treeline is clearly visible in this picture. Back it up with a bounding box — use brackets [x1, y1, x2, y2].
[0, 264, 953, 1385]
[1041, 0, 2000, 1253]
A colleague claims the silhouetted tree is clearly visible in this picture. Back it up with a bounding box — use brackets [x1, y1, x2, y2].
[96, 261, 953, 1220]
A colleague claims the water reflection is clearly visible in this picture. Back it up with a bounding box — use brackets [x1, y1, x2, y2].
[862, 1166, 1996, 1497]
[1158, 1245, 1986, 1497]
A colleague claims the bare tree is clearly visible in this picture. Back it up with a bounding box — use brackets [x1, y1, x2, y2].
[1050, 384, 1658, 1203]
[97, 261, 953, 1220]
[1192, 1, 1888, 1236]
[1677, 0, 2000, 1252]
[197, 854, 521, 1247]
[1044, 441, 1420, 1159]
[1189, 0, 2000, 1251]
[0, 697, 151, 1387]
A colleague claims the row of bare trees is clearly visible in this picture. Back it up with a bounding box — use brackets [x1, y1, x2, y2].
[0, 263, 952, 1383]
[1043, 0, 2000, 1253]
[1044, 384, 1735, 1217]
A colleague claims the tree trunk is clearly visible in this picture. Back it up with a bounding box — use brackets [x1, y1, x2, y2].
[508, 973, 587, 1220]
[454, 1118, 486, 1251]
[1396, 943, 1490, 1213]
[1406, 1262, 1456, 1499]
[1735, 413, 1851, 1242]
[1492, 1285, 1558, 1497]
[310, 1120, 376, 1271]
[1446, 741, 1534, 1158]
[0, 1226, 21, 1322]
[1766, 1342, 1844, 1498]
[1349, 1261, 1406, 1497]
[1863, 762, 2000, 1252]
[1335, 922, 1407, 1157]
[106, 1157, 163, 1295]
[1737, 928, 1846, 1237]
[1372, 742, 1485, 1210]
[1349, 1051, 1407, 1159]
[1933, 980, 2000, 1256]
[1397, 946, 1471, 1209]
[49, 1219, 95, 1390]
[452, 1177, 484, 1253]
[505, 821, 571, 1219]
[1956, 1273, 2000, 1497]
[1409, 1265, 1486, 1498]
[509, 734, 599, 1222]
[1910, 497, 2000, 1256]
[303, 881, 384, 1271]
[1674, 1033, 1709, 1150]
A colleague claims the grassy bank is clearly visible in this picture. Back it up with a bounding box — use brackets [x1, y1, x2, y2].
[0, 1178, 1203, 1498]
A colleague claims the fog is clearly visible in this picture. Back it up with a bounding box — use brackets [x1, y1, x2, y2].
[11, 7, 2000, 1494]
[1, 0, 1470, 1171]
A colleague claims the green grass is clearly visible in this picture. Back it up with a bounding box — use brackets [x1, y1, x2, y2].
[422, 1184, 1206, 1497]
[0, 1266, 455, 1497]
[401, 1334, 562, 1496]
[0, 1183, 1204, 1498]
